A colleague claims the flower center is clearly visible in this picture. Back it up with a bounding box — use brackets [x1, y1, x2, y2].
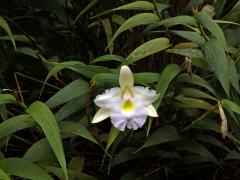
[121, 100, 135, 112]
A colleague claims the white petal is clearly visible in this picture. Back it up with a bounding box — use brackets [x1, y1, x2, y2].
[92, 108, 110, 123]
[94, 87, 121, 108]
[147, 105, 158, 117]
[111, 117, 127, 131]
[119, 65, 134, 88]
[133, 86, 159, 105]
[127, 117, 146, 130]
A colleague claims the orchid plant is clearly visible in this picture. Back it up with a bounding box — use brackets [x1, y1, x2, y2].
[92, 65, 159, 131]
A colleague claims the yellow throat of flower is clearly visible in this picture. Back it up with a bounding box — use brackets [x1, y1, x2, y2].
[121, 100, 135, 112]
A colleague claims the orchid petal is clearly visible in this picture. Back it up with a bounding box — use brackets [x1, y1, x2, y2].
[134, 86, 159, 105]
[147, 105, 158, 117]
[94, 87, 121, 108]
[92, 108, 110, 123]
[119, 65, 134, 88]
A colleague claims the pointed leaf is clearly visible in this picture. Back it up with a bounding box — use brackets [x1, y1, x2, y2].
[106, 126, 119, 152]
[92, 54, 125, 64]
[125, 38, 171, 64]
[137, 125, 179, 151]
[46, 80, 89, 109]
[0, 158, 53, 180]
[201, 38, 230, 96]
[26, 101, 68, 180]
[194, 12, 227, 48]
[0, 115, 35, 139]
[59, 121, 98, 145]
[0, 94, 16, 105]
[0, 16, 16, 50]
[108, 13, 159, 47]
[155, 64, 181, 108]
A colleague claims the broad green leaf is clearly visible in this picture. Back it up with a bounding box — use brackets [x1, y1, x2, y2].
[0, 168, 10, 180]
[225, 150, 240, 160]
[0, 158, 53, 180]
[214, 0, 227, 18]
[193, 119, 240, 144]
[59, 121, 98, 145]
[55, 95, 87, 122]
[92, 54, 125, 64]
[136, 126, 179, 152]
[0, 94, 16, 105]
[23, 138, 53, 163]
[112, 14, 126, 26]
[155, 64, 181, 108]
[106, 126, 119, 152]
[201, 38, 230, 96]
[179, 88, 217, 101]
[125, 38, 171, 65]
[175, 96, 217, 111]
[108, 13, 159, 48]
[0, 16, 16, 50]
[171, 30, 205, 45]
[46, 79, 89, 109]
[179, 138, 218, 164]
[0, 115, 35, 139]
[113, 1, 154, 11]
[26, 101, 68, 180]
[146, 16, 197, 31]
[194, 12, 227, 48]
[229, 59, 240, 93]
[46, 61, 111, 81]
[196, 135, 230, 152]
[221, 99, 240, 115]
[166, 48, 203, 58]
[177, 73, 217, 96]
[101, 19, 113, 53]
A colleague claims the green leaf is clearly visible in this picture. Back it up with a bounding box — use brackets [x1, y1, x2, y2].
[46, 61, 111, 81]
[136, 125, 179, 152]
[23, 138, 53, 163]
[0, 168, 10, 180]
[221, 99, 240, 115]
[55, 95, 87, 122]
[46, 80, 89, 109]
[108, 13, 159, 48]
[101, 19, 113, 53]
[73, 0, 98, 24]
[166, 48, 204, 58]
[125, 38, 171, 65]
[155, 64, 181, 108]
[225, 150, 240, 160]
[0, 158, 53, 180]
[196, 134, 230, 152]
[229, 59, 240, 93]
[179, 88, 217, 101]
[113, 1, 154, 11]
[201, 38, 230, 96]
[91, 54, 125, 64]
[106, 126, 119, 152]
[171, 30, 205, 45]
[193, 119, 240, 144]
[0, 115, 35, 139]
[179, 138, 218, 164]
[0, 94, 16, 105]
[59, 121, 98, 145]
[177, 73, 217, 96]
[26, 101, 68, 180]
[0, 16, 16, 50]
[175, 96, 217, 111]
[194, 12, 227, 48]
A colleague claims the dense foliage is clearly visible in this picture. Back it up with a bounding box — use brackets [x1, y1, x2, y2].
[1, 0, 240, 179]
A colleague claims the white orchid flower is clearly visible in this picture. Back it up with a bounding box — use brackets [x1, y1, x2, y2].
[92, 65, 159, 131]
